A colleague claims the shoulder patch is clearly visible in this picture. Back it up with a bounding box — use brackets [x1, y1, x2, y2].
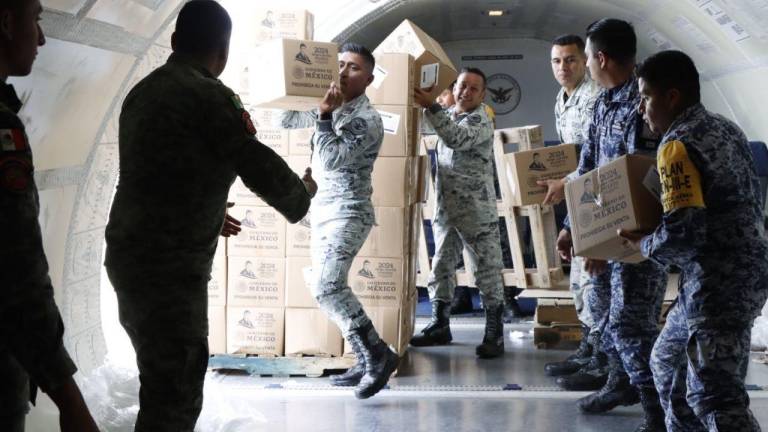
[348, 117, 368, 134]
[0, 128, 27, 152]
[241, 110, 256, 135]
[231, 95, 244, 110]
[658, 140, 705, 213]
[0, 155, 32, 192]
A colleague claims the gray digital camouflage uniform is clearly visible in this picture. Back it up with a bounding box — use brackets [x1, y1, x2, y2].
[423, 103, 504, 308]
[105, 53, 310, 432]
[641, 103, 768, 432]
[555, 74, 600, 326]
[0, 83, 78, 432]
[565, 76, 666, 387]
[279, 94, 384, 335]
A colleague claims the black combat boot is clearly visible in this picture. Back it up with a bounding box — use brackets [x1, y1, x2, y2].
[545, 325, 592, 376]
[555, 350, 609, 391]
[577, 359, 640, 413]
[476, 304, 505, 359]
[350, 322, 399, 399]
[410, 300, 452, 346]
[450, 286, 474, 314]
[634, 385, 666, 432]
[330, 335, 365, 387]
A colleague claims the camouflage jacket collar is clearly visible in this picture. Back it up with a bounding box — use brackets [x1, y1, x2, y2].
[336, 93, 369, 117]
[558, 75, 594, 110]
[0, 83, 21, 113]
[448, 103, 483, 121]
[603, 75, 638, 104]
[167, 52, 215, 80]
[664, 103, 707, 139]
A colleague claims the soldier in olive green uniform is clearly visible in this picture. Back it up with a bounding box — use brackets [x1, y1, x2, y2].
[0, 0, 99, 431]
[104, 2, 312, 431]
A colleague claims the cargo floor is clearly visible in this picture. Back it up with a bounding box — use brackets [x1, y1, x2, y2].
[200, 318, 768, 431]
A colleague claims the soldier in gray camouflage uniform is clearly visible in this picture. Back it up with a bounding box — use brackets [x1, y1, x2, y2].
[279, 43, 399, 400]
[541, 34, 603, 384]
[0, 1, 99, 431]
[409, 68, 506, 359]
[622, 50, 768, 432]
[105, 3, 313, 431]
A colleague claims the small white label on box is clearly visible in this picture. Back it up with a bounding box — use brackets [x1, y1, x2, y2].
[642, 166, 662, 202]
[420, 63, 439, 88]
[372, 65, 388, 89]
[377, 110, 401, 135]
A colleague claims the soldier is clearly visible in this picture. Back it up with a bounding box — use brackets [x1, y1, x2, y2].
[620, 50, 768, 432]
[0, 0, 100, 431]
[539, 34, 606, 391]
[104, 2, 314, 431]
[278, 43, 398, 399]
[542, 19, 667, 426]
[409, 67, 506, 359]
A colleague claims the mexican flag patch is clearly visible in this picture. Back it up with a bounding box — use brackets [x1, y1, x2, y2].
[0, 129, 27, 152]
[231, 95, 244, 110]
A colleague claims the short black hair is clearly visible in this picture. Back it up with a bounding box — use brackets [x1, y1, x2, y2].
[637, 50, 700, 104]
[174, 0, 232, 56]
[340, 42, 375, 71]
[0, 0, 29, 14]
[459, 67, 487, 88]
[552, 34, 585, 52]
[586, 18, 636, 65]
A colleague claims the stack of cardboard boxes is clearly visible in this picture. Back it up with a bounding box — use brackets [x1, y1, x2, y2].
[207, 13, 438, 359]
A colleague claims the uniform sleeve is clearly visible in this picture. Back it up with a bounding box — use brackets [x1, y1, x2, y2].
[207, 87, 311, 224]
[563, 108, 601, 230]
[580, 93, 598, 145]
[314, 113, 381, 171]
[424, 104, 493, 151]
[640, 140, 707, 266]
[0, 114, 77, 393]
[278, 109, 317, 130]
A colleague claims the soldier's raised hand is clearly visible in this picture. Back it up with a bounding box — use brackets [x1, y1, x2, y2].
[220, 202, 242, 237]
[302, 167, 318, 198]
[537, 177, 567, 205]
[584, 258, 608, 276]
[319, 82, 344, 115]
[414, 85, 435, 109]
[556, 228, 573, 262]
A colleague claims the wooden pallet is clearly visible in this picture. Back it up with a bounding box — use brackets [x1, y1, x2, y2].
[208, 354, 355, 378]
[416, 129, 565, 292]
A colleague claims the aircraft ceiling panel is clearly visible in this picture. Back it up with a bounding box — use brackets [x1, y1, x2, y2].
[43, 0, 89, 15]
[10, 39, 134, 171]
[86, 0, 184, 39]
[713, 67, 768, 142]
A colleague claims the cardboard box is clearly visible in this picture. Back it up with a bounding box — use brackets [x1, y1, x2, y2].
[374, 19, 458, 100]
[344, 291, 416, 356]
[366, 53, 415, 106]
[250, 107, 289, 156]
[494, 125, 544, 152]
[226, 206, 286, 257]
[288, 127, 314, 155]
[372, 156, 420, 207]
[208, 306, 226, 355]
[285, 211, 312, 257]
[534, 298, 579, 325]
[359, 207, 409, 258]
[350, 257, 406, 307]
[533, 323, 583, 349]
[285, 256, 316, 308]
[565, 154, 662, 263]
[284, 308, 343, 357]
[208, 241, 227, 306]
[226, 256, 285, 307]
[250, 39, 339, 110]
[252, 9, 314, 46]
[226, 307, 285, 356]
[503, 144, 578, 206]
[228, 176, 267, 207]
[375, 105, 421, 157]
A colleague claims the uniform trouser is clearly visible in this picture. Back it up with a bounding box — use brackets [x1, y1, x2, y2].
[311, 217, 373, 335]
[588, 260, 666, 385]
[0, 348, 29, 432]
[108, 268, 209, 432]
[428, 218, 504, 309]
[569, 256, 595, 328]
[651, 304, 761, 432]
